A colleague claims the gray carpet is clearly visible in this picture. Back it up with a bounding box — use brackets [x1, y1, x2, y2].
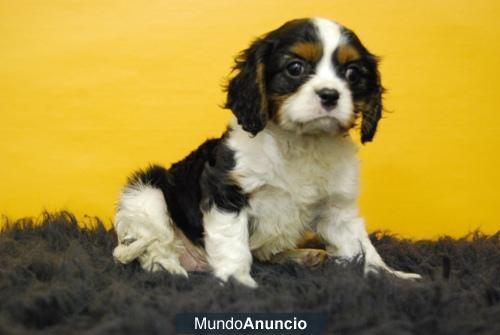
[0, 212, 498, 335]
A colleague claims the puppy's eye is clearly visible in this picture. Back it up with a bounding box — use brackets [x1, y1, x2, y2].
[286, 61, 305, 77]
[345, 67, 361, 84]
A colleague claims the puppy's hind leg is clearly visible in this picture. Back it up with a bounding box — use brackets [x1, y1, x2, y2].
[113, 236, 157, 264]
[113, 181, 187, 277]
[268, 231, 328, 268]
[269, 248, 328, 268]
[139, 237, 188, 276]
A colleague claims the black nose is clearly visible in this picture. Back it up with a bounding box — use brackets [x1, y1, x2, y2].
[316, 88, 340, 108]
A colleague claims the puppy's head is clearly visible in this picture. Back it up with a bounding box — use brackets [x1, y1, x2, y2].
[225, 18, 383, 143]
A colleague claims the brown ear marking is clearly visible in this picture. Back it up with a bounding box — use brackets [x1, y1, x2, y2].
[336, 44, 361, 64]
[290, 42, 323, 63]
[256, 63, 268, 123]
[355, 90, 383, 143]
[270, 93, 292, 124]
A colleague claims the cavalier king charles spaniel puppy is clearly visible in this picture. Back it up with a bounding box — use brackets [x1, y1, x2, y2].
[112, 17, 421, 287]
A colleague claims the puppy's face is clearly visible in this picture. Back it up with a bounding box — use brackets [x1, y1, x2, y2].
[226, 18, 383, 143]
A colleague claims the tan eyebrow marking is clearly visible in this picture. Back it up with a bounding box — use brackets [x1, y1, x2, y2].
[336, 44, 361, 64]
[289, 42, 323, 62]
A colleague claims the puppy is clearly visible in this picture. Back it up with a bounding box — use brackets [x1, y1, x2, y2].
[112, 17, 421, 287]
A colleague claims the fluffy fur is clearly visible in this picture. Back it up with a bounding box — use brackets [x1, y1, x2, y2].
[1, 213, 499, 334]
[113, 17, 419, 287]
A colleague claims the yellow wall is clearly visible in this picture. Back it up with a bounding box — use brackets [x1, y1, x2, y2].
[1, 0, 499, 238]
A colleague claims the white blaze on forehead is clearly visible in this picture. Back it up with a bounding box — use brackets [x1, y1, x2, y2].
[312, 17, 343, 77]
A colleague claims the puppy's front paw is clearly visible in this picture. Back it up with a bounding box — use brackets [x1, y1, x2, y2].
[233, 273, 258, 288]
[390, 270, 422, 280]
[215, 271, 258, 288]
[365, 264, 422, 281]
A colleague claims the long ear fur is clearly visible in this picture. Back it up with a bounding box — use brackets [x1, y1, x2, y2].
[225, 39, 270, 135]
[360, 61, 383, 144]
[360, 86, 383, 143]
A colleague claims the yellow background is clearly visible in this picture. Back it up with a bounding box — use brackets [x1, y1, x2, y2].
[1, 0, 499, 238]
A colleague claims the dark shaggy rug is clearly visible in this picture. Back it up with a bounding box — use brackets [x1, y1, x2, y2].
[0, 212, 498, 335]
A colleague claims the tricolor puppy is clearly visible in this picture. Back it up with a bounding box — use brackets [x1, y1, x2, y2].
[113, 18, 421, 287]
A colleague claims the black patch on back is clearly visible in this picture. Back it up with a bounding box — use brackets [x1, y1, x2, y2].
[127, 133, 246, 246]
[200, 133, 248, 213]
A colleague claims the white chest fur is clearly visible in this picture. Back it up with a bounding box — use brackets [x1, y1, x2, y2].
[226, 122, 360, 260]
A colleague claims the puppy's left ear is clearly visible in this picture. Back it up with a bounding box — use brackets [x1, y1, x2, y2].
[360, 59, 383, 144]
[225, 38, 272, 136]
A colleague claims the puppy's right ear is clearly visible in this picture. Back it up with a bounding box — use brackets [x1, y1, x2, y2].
[225, 39, 272, 135]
